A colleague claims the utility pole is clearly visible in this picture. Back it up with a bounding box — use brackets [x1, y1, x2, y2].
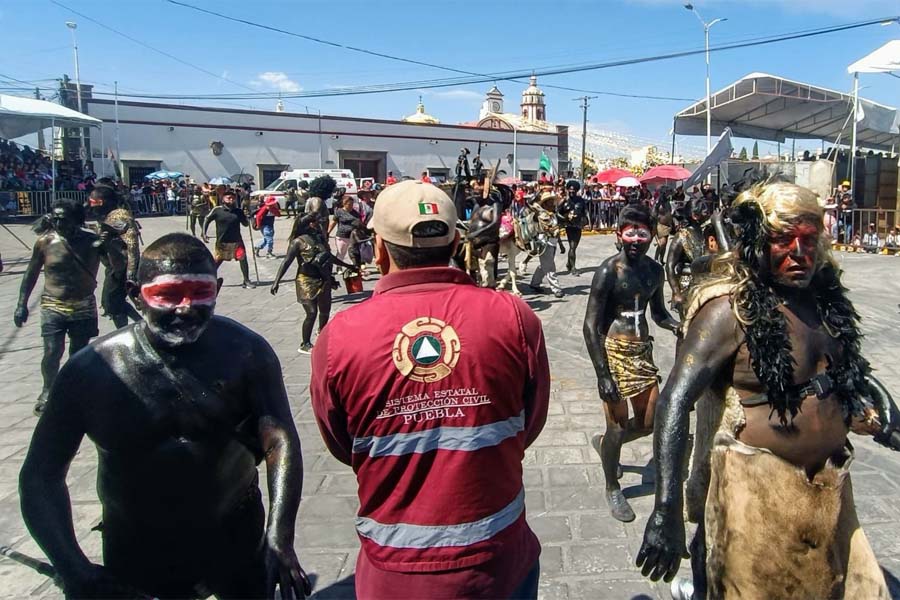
[577, 96, 597, 182]
[35, 88, 46, 151]
[66, 21, 86, 174]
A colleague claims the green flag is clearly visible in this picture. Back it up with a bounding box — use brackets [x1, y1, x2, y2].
[539, 151, 555, 177]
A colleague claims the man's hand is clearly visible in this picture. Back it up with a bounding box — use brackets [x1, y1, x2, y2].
[265, 542, 312, 600]
[598, 377, 623, 405]
[13, 305, 28, 327]
[636, 507, 688, 583]
[63, 563, 144, 599]
[670, 294, 684, 314]
[270, 282, 280, 296]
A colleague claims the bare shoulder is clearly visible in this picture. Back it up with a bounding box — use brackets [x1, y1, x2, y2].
[590, 256, 619, 286]
[685, 295, 740, 343]
[206, 315, 275, 360]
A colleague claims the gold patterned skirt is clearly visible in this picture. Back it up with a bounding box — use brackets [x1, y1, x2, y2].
[603, 335, 659, 399]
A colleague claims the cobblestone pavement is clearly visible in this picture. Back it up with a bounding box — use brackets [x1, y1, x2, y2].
[1, 216, 900, 599]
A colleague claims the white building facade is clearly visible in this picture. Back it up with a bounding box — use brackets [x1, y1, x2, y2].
[84, 97, 566, 188]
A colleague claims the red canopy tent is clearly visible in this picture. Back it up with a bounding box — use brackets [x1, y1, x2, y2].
[639, 164, 692, 185]
[594, 168, 633, 184]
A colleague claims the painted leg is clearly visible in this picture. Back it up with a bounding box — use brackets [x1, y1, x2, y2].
[38, 334, 66, 413]
[239, 258, 255, 288]
[599, 399, 635, 522]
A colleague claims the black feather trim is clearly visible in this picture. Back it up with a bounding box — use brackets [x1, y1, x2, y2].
[737, 246, 870, 425]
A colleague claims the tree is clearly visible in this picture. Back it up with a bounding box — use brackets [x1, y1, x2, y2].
[576, 152, 599, 179]
[751, 141, 759, 160]
[643, 145, 667, 169]
[739, 146, 748, 160]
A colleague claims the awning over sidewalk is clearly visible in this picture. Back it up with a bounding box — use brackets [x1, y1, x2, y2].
[0, 94, 101, 139]
[673, 72, 900, 151]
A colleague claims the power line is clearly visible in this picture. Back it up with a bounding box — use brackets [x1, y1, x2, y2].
[47, 0, 319, 112]
[82, 14, 896, 105]
[163, 0, 893, 105]
[165, 0, 695, 101]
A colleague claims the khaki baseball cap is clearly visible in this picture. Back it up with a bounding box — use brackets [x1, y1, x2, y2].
[368, 180, 457, 248]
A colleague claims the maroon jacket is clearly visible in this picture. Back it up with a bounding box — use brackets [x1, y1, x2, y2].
[311, 267, 549, 597]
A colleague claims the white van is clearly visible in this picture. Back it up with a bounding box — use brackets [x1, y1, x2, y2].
[251, 168, 358, 208]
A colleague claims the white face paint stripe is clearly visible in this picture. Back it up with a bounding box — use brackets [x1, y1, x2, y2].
[141, 274, 217, 287]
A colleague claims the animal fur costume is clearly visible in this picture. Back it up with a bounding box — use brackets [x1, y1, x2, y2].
[681, 184, 888, 599]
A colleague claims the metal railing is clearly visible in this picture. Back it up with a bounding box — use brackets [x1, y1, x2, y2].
[831, 208, 899, 254]
[0, 190, 187, 218]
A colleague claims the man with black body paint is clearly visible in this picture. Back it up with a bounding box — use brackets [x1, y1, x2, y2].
[665, 198, 711, 315]
[582, 205, 680, 522]
[557, 180, 587, 275]
[14, 198, 104, 414]
[636, 183, 900, 600]
[88, 185, 142, 328]
[202, 190, 255, 288]
[19, 233, 310, 600]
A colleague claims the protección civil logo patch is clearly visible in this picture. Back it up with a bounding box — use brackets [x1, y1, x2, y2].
[392, 317, 461, 383]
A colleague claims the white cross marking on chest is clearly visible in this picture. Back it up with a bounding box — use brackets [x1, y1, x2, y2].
[621, 294, 642, 331]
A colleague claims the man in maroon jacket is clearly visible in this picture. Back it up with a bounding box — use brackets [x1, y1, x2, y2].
[311, 180, 550, 599]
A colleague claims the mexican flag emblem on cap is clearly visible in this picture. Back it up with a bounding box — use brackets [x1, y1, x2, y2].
[418, 202, 439, 215]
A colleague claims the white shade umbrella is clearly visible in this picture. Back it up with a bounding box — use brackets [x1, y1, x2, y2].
[615, 176, 641, 188]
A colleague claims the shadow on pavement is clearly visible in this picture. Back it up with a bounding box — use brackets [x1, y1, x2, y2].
[311, 573, 356, 599]
[883, 566, 900, 599]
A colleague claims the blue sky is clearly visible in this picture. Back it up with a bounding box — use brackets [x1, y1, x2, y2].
[3, 0, 899, 157]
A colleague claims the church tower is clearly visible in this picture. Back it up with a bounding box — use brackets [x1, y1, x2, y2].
[520, 75, 546, 122]
[479, 85, 504, 120]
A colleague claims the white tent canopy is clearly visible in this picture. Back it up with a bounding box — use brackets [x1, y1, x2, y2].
[673, 73, 899, 152]
[0, 93, 101, 139]
[849, 40, 900, 74]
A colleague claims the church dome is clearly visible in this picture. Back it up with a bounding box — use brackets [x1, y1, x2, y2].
[403, 98, 440, 125]
[522, 75, 544, 98]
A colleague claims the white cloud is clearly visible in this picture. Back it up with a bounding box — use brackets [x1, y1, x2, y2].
[253, 71, 302, 93]
[428, 89, 483, 101]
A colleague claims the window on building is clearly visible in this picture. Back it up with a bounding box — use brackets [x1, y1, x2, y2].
[520, 170, 537, 182]
[426, 167, 449, 183]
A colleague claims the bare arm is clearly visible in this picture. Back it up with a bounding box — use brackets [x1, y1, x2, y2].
[648, 264, 680, 334]
[19, 360, 91, 581]
[582, 262, 621, 404]
[14, 239, 44, 326]
[270, 239, 300, 293]
[249, 339, 311, 598]
[664, 236, 686, 306]
[636, 296, 741, 582]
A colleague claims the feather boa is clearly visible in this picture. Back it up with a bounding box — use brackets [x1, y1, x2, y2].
[731, 202, 870, 425]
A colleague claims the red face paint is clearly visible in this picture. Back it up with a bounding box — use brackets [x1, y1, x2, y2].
[769, 221, 820, 286]
[140, 274, 218, 309]
[620, 225, 652, 244]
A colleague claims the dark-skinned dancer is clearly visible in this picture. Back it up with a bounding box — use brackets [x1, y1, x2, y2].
[202, 189, 255, 288]
[664, 197, 711, 316]
[19, 233, 311, 600]
[582, 205, 679, 522]
[636, 183, 899, 600]
[651, 191, 674, 264]
[14, 199, 104, 414]
[271, 213, 356, 354]
[557, 180, 587, 275]
[88, 185, 142, 328]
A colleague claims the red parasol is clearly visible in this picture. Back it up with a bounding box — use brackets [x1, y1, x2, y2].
[594, 168, 633, 184]
[639, 164, 693, 184]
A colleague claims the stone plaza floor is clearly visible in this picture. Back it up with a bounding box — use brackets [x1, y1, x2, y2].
[1, 215, 900, 599]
